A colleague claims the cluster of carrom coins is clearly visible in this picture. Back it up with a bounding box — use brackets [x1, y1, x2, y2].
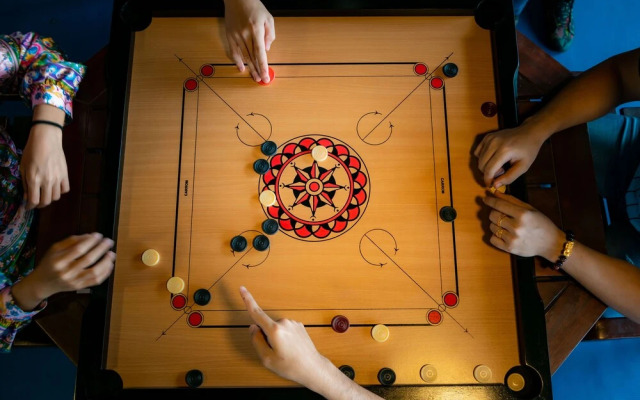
[181, 365, 532, 389]
[254, 139, 330, 209]
[329, 316, 396, 385]
[327, 313, 525, 388]
[140, 249, 214, 307]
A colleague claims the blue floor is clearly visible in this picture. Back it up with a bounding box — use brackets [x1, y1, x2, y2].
[1, 1, 640, 399]
[1, 346, 76, 400]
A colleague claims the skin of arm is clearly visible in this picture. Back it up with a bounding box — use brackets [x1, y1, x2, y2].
[476, 49, 640, 322]
[11, 233, 115, 311]
[21, 104, 69, 209]
[484, 191, 640, 323]
[239, 286, 383, 400]
[560, 242, 640, 323]
[475, 48, 640, 187]
[525, 48, 640, 139]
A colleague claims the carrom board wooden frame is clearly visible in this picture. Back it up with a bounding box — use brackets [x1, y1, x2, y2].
[76, 1, 552, 399]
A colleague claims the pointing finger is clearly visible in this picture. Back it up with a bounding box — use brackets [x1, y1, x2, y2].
[240, 286, 276, 333]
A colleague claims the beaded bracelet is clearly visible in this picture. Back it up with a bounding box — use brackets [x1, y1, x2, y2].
[31, 120, 64, 131]
[552, 230, 575, 271]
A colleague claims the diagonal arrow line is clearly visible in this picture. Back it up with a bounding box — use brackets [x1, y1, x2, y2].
[175, 55, 266, 141]
[156, 311, 187, 341]
[158, 247, 257, 339]
[364, 234, 439, 304]
[363, 234, 471, 336]
[207, 247, 255, 291]
[362, 52, 453, 140]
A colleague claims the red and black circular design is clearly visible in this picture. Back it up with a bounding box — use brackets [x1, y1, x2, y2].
[259, 136, 370, 241]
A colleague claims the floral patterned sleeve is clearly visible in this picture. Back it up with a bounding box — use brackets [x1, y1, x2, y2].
[0, 31, 86, 120]
[0, 129, 42, 352]
[0, 283, 44, 353]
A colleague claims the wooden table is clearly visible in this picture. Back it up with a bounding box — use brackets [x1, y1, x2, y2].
[75, 2, 554, 399]
[516, 32, 608, 374]
[21, 4, 618, 399]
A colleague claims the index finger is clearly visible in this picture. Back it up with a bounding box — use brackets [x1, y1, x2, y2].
[493, 190, 533, 209]
[482, 194, 526, 218]
[483, 153, 510, 187]
[239, 286, 276, 332]
[473, 135, 488, 158]
[252, 26, 269, 83]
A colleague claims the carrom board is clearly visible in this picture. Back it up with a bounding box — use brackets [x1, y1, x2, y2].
[76, 1, 552, 399]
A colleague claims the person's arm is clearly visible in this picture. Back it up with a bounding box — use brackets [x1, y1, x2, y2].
[475, 47, 640, 188]
[223, 0, 275, 83]
[239, 287, 384, 400]
[0, 233, 115, 352]
[0, 284, 45, 353]
[483, 191, 640, 323]
[0, 32, 86, 209]
[11, 233, 115, 311]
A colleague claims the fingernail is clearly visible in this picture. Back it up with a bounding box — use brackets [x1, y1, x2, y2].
[92, 232, 103, 238]
[494, 182, 502, 189]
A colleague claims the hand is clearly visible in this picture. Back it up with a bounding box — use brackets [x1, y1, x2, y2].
[473, 121, 547, 188]
[224, 0, 275, 83]
[239, 286, 329, 387]
[11, 233, 115, 311]
[21, 105, 70, 210]
[483, 191, 565, 261]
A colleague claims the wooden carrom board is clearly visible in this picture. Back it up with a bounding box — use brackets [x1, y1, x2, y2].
[76, 1, 552, 399]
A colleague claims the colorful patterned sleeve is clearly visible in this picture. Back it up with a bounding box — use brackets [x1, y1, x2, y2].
[0, 283, 46, 353]
[0, 31, 86, 120]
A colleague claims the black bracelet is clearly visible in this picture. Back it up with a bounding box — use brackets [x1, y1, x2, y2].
[552, 230, 575, 271]
[31, 120, 64, 131]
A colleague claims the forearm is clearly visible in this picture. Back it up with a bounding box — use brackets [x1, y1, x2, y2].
[32, 104, 65, 125]
[10, 276, 49, 312]
[306, 357, 383, 400]
[524, 48, 640, 141]
[559, 242, 640, 323]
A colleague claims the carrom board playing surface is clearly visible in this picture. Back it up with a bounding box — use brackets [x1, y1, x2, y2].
[77, 2, 552, 399]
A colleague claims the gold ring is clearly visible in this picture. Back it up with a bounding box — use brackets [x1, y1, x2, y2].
[495, 227, 505, 239]
[497, 214, 507, 228]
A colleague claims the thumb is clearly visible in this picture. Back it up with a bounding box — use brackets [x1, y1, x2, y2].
[493, 190, 535, 210]
[250, 324, 273, 360]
